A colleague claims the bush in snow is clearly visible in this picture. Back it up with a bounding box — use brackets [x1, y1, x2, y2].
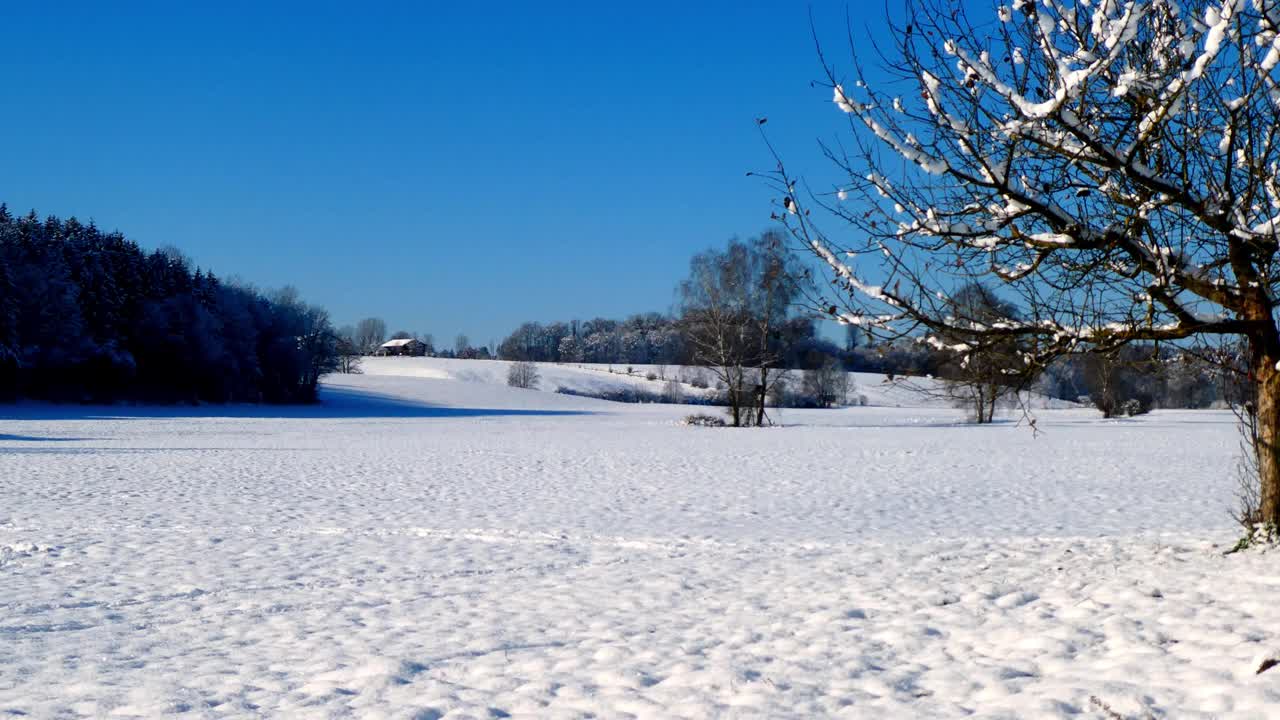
[683, 413, 726, 427]
[933, 284, 1024, 424]
[334, 328, 363, 374]
[506, 361, 540, 390]
[556, 384, 714, 406]
[1083, 346, 1161, 419]
[767, 371, 791, 407]
[663, 379, 684, 404]
[1119, 398, 1149, 417]
[1230, 403, 1278, 552]
[802, 358, 851, 408]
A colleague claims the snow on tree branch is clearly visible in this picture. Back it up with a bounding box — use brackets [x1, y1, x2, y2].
[772, 0, 1280, 370]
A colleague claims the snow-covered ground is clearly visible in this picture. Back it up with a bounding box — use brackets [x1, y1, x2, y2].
[2, 369, 1276, 718]
[357, 356, 1074, 410]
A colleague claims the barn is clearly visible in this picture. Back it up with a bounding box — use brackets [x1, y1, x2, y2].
[375, 338, 427, 356]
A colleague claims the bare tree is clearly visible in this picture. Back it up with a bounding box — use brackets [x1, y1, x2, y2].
[679, 232, 797, 426]
[335, 325, 362, 374]
[1081, 345, 1161, 418]
[802, 358, 850, 408]
[936, 283, 1026, 423]
[663, 378, 685, 404]
[773, 0, 1280, 530]
[354, 317, 387, 355]
[506, 360, 540, 389]
[454, 334, 470, 357]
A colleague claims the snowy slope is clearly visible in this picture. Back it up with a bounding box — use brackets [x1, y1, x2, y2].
[357, 356, 1072, 410]
[1, 374, 1273, 718]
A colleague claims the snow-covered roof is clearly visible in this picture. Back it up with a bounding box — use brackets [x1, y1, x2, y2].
[380, 338, 420, 347]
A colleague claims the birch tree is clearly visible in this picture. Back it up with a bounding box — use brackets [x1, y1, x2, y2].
[773, 0, 1280, 529]
[679, 232, 796, 426]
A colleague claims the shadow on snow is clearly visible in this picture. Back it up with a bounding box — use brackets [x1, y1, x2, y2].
[0, 385, 594, 422]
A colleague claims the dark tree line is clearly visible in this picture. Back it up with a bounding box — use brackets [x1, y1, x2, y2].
[497, 312, 863, 371]
[0, 206, 339, 404]
[499, 315, 687, 366]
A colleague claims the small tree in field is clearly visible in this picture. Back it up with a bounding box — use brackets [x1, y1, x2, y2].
[802, 358, 850, 408]
[354, 317, 387, 355]
[507, 360, 540, 389]
[335, 325, 363, 374]
[774, 0, 1280, 532]
[1082, 344, 1161, 418]
[679, 232, 797, 426]
[937, 283, 1026, 423]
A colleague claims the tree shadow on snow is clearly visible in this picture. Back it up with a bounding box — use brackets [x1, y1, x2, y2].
[1, 386, 593, 421]
[0, 433, 96, 442]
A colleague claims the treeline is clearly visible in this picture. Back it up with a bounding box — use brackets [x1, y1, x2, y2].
[0, 206, 339, 404]
[1037, 344, 1240, 413]
[498, 315, 685, 365]
[370, 225, 1234, 420]
[336, 319, 493, 361]
[497, 313, 864, 371]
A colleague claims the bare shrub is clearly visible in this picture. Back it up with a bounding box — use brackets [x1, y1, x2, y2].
[1083, 347, 1160, 418]
[1229, 401, 1279, 551]
[1233, 403, 1266, 536]
[334, 327, 363, 374]
[935, 284, 1024, 423]
[663, 379, 684, 404]
[768, 371, 792, 407]
[506, 361, 540, 390]
[802, 359, 851, 408]
[683, 413, 726, 427]
[1118, 399, 1149, 417]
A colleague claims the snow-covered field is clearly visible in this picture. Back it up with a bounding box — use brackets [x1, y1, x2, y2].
[356, 356, 1074, 410]
[2, 368, 1277, 718]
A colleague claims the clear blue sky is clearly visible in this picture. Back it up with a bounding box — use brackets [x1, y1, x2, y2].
[2, 1, 898, 344]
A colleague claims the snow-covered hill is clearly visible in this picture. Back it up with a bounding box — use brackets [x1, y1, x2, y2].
[356, 356, 1074, 410]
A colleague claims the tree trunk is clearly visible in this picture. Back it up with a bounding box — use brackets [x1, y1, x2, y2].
[755, 366, 768, 427]
[1253, 352, 1280, 528]
[729, 368, 742, 427]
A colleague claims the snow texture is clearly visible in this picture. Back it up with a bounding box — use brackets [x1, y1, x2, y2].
[2, 368, 1277, 718]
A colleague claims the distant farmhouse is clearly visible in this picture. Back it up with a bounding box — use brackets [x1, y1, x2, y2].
[375, 338, 428, 356]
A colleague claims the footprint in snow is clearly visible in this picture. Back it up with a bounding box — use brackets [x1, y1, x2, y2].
[994, 591, 1039, 609]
